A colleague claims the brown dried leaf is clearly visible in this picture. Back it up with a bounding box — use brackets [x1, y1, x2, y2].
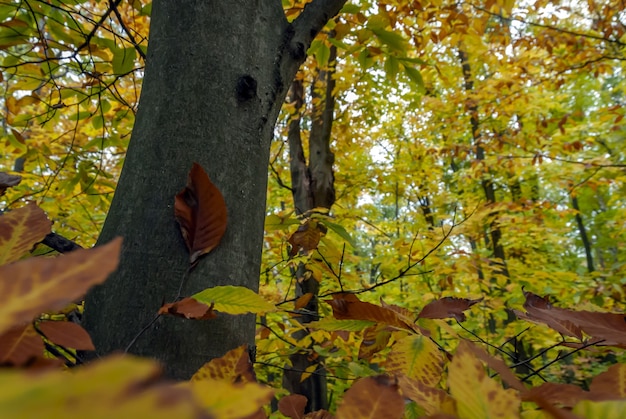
[159, 298, 217, 320]
[278, 394, 307, 419]
[0, 171, 21, 196]
[326, 293, 415, 332]
[0, 237, 122, 335]
[0, 202, 52, 265]
[418, 297, 483, 322]
[335, 376, 404, 419]
[175, 162, 228, 264]
[303, 411, 333, 419]
[517, 291, 626, 346]
[523, 383, 589, 408]
[295, 293, 314, 310]
[0, 323, 44, 366]
[192, 344, 256, 383]
[38, 320, 95, 350]
[589, 363, 626, 400]
[288, 220, 324, 256]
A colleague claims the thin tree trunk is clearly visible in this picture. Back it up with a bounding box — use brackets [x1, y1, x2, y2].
[571, 194, 595, 273]
[283, 42, 337, 412]
[458, 47, 509, 278]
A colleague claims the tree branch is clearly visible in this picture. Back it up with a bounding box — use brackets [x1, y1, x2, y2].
[291, 0, 348, 52]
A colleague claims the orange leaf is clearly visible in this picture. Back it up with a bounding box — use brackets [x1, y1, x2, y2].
[358, 323, 392, 360]
[191, 344, 256, 383]
[0, 202, 52, 265]
[158, 298, 217, 320]
[417, 296, 482, 322]
[0, 323, 44, 366]
[295, 293, 314, 310]
[0, 171, 21, 196]
[0, 237, 122, 335]
[335, 376, 404, 419]
[288, 220, 325, 256]
[278, 394, 307, 419]
[175, 162, 228, 264]
[326, 293, 416, 332]
[38, 320, 95, 350]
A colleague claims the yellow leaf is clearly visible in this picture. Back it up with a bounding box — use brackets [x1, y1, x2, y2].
[0, 203, 52, 265]
[192, 285, 275, 315]
[0, 355, 198, 418]
[300, 363, 318, 382]
[384, 334, 443, 387]
[192, 344, 255, 383]
[448, 340, 520, 419]
[573, 400, 626, 419]
[189, 379, 273, 419]
[0, 237, 122, 335]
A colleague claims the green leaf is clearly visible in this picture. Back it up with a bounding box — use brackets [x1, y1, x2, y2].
[112, 46, 136, 75]
[384, 55, 399, 80]
[341, 4, 361, 14]
[371, 28, 407, 52]
[192, 285, 275, 315]
[319, 220, 356, 248]
[404, 66, 425, 93]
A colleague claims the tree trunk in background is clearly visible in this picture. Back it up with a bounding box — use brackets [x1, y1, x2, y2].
[571, 194, 595, 273]
[83, 0, 347, 380]
[283, 43, 337, 412]
[458, 47, 509, 279]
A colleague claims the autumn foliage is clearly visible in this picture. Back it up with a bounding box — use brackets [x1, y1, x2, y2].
[2, 0, 626, 417]
[2, 168, 626, 418]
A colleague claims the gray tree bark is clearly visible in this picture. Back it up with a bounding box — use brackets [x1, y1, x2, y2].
[83, 0, 346, 380]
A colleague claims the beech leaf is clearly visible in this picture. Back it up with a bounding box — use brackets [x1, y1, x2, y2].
[192, 285, 276, 315]
[383, 334, 443, 387]
[158, 298, 217, 320]
[294, 293, 314, 310]
[278, 394, 307, 419]
[0, 202, 52, 265]
[417, 296, 483, 322]
[0, 323, 44, 366]
[448, 340, 520, 419]
[288, 220, 326, 256]
[516, 290, 626, 346]
[192, 344, 255, 383]
[0, 237, 122, 335]
[335, 376, 404, 419]
[175, 162, 227, 264]
[38, 320, 95, 351]
[326, 293, 416, 332]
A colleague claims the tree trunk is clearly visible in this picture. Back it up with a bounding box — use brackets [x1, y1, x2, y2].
[283, 42, 337, 411]
[458, 47, 509, 279]
[83, 0, 347, 380]
[571, 194, 595, 273]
